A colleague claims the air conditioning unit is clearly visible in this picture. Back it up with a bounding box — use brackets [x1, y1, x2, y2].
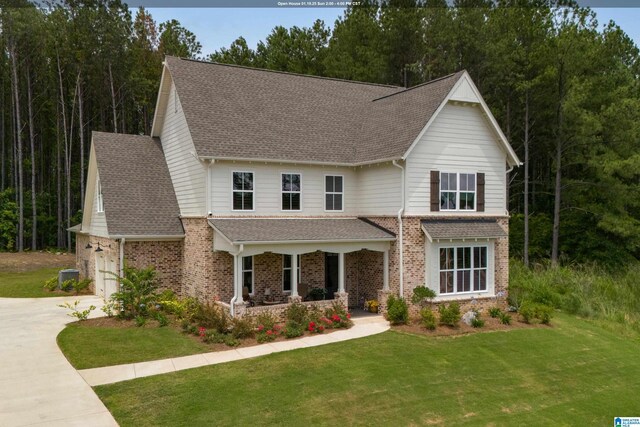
[58, 269, 80, 289]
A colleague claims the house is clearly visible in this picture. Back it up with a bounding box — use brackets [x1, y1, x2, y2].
[72, 56, 520, 317]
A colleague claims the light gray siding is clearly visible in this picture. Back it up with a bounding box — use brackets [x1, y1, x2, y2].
[159, 81, 206, 216]
[210, 161, 357, 216]
[405, 102, 507, 216]
[88, 172, 108, 237]
[356, 162, 402, 216]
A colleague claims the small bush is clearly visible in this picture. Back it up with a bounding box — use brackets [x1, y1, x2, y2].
[499, 312, 512, 325]
[203, 330, 226, 344]
[411, 286, 436, 306]
[488, 307, 502, 318]
[135, 315, 147, 327]
[193, 303, 229, 333]
[60, 279, 75, 292]
[230, 316, 255, 339]
[58, 300, 96, 321]
[154, 312, 169, 327]
[255, 311, 277, 331]
[101, 299, 118, 318]
[420, 307, 437, 330]
[386, 295, 409, 325]
[109, 266, 160, 319]
[519, 301, 554, 324]
[308, 288, 327, 301]
[438, 302, 461, 327]
[224, 335, 240, 347]
[43, 276, 58, 291]
[285, 302, 308, 325]
[72, 278, 92, 295]
[307, 321, 325, 333]
[471, 312, 485, 328]
[284, 320, 305, 338]
[161, 297, 199, 320]
[324, 301, 352, 328]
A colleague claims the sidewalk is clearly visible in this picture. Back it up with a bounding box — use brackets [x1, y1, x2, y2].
[79, 315, 390, 386]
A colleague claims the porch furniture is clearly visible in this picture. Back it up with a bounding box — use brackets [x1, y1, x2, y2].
[298, 282, 309, 301]
[262, 300, 283, 306]
[243, 286, 255, 307]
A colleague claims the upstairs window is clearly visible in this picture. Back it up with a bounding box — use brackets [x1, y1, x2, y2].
[281, 173, 301, 211]
[97, 179, 104, 213]
[325, 175, 343, 211]
[233, 172, 254, 211]
[440, 172, 476, 211]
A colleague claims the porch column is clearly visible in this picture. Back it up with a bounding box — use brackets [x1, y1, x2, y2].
[383, 249, 390, 291]
[236, 255, 244, 303]
[291, 253, 299, 297]
[338, 252, 345, 293]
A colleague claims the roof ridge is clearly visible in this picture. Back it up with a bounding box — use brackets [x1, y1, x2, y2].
[371, 70, 464, 102]
[168, 56, 403, 90]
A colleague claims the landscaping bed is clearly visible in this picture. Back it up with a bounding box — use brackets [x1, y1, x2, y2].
[392, 313, 547, 337]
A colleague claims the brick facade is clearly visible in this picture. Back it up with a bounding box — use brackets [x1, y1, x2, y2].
[124, 241, 183, 294]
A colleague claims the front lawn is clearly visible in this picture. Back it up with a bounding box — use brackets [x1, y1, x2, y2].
[58, 320, 212, 369]
[0, 267, 71, 298]
[95, 313, 640, 426]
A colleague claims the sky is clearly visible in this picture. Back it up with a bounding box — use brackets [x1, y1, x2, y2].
[147, 7, 640, 58]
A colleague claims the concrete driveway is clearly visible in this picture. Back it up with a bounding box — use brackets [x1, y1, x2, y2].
[0, 296, 117, 427]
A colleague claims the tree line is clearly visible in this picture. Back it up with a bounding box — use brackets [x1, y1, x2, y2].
[1, 0, 639, 268]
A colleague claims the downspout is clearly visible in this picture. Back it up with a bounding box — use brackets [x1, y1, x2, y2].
[392, 160, 405, 298]
[229, 243, 244, 317]
[206, 159, 214, 215]
[119, 237, 125, 278]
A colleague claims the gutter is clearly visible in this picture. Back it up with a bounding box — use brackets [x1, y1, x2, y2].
[229, 243, 244, 317]
[392, 160, 405, 298]
[506, 164, 515, 216]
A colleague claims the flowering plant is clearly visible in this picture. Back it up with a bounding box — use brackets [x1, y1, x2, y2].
[308, 321, 324, 333]
[199, 326, 206, 338]
[365, 300, 379, 313]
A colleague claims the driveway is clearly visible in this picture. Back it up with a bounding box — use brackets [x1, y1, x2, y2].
[0, 296, 117, 426]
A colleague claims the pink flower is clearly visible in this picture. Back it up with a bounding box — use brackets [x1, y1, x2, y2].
[319, 325, 325, 332]
[332, 314, 341, 322]
[346, 313, 351, 319]
[266, 330, 273, 336]
[258, 325, 264, 331]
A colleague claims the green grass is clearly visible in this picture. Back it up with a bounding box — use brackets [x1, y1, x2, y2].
[95, 313, 640, 426]
[0, 268, 68, 298]
[57, 323, 212, 369]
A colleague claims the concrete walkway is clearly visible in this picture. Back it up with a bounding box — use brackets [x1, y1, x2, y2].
[80, 315, 390, 386]
[0, 296, 117, 427]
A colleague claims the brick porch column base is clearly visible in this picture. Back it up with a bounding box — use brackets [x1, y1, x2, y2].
[377, 289, 395, 316]
[333, 292, 348, 309]
[233, 301, 248, 317]
[288, 295, 302, 304]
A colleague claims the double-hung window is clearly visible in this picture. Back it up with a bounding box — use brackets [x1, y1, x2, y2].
[282, 173, 301, 211]
[439, 246, 487, 294]
[325, 175, 343, 211]
[282, 254, 301, 293]
[97, 179, 104, 213]
[440, 172, 476, 211]
[242, 256, 254, 294]
[233, 172, 254, 211]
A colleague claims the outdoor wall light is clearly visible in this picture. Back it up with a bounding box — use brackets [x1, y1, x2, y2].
[85, 242, 109, 253]
[85, 243, 93, 249]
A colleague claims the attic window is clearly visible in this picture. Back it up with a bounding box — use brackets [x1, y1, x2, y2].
[97, 179, 104, 213]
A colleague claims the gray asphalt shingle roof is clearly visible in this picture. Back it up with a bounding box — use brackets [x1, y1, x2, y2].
[92, 132, 184, 238]
[209, 218, 395, 244]
[421, 219, 507, 241]
[165, 56, 462, 164]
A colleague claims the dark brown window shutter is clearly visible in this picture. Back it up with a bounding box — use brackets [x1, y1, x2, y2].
[477, 172, 485, 212]
[430, 170, 440, 212]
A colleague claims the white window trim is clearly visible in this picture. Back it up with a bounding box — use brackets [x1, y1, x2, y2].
[242, 255, 254, 295]
[231, 171, 255, 212]
[280, 172, 302, 212]
[440, 171, 476, 212]
[438, 244, 488, 296]
[324, 174, 345, 213]
[282, 254, 301, 293]
[97, 179, 104, 213]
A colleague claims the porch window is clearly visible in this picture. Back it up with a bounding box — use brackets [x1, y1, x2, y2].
[439, 246, 487, 294]
[325, 175, 343, 211]
[282, 254, 301, 293]
[242, 256, 254, 294]
[440, 172, 475, 211]
[97, 179, 104, 213]
[233, 172, 254, 211]
[281, 173, 301, 211]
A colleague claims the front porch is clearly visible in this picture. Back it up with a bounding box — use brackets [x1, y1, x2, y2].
[208, 218, 395, 317]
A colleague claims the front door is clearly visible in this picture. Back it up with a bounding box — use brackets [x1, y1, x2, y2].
[325, 252, 339, 299]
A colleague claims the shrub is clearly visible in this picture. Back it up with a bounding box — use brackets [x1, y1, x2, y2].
[324, 301, 352, 328]
[135, 315, 147, 327]
[471, 311, 485, 328]
[203, 330, 226, 344]
[488, 307, 502, 318]
[306, 304, 323, 324]
[154, 312, 169, 327]
[193, 303, 230, 333]
[438, 302, 461, 327]
[285, 302, 308, 325]
[58, 300, 96, 321]
[161, 297, 199, 320]
[230, 316, 255, 339]
[420, 307, 437, 330]
[72, 278, 92, 295]
[386, 295, 409, 325]
[101, 299, 118, 318]
[499, 312, 512, 325]
[43, 276, 58, 291]
[308, 288, 327, 301]
[519, 301, 554, 324]
[255, 311, 277, 331]
[284, 320, 305, 338]
[224, 335, 240, 347]
[364, 299, 379, 313]
[411, 286, 436, 306]
[109, 266, 160, 318]
[307, 321, 325, 333]
[60, 279, 75, 292]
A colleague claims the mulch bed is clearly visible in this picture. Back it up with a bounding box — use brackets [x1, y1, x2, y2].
[392, 315, 551, 338]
